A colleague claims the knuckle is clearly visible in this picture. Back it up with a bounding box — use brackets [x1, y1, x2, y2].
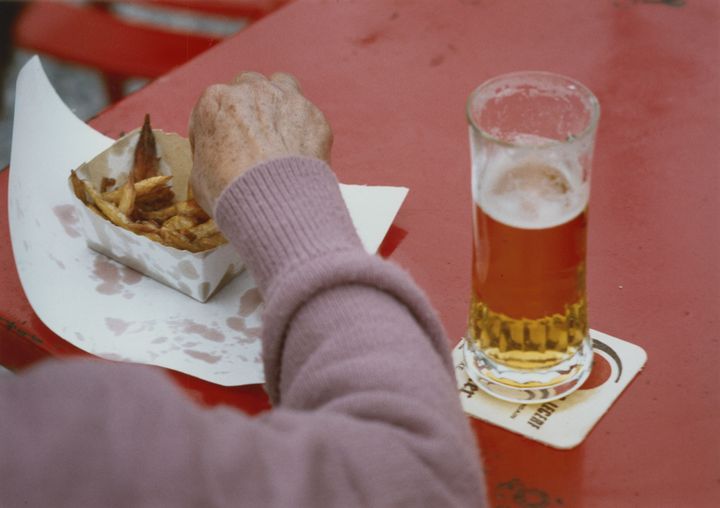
[196, 85, 226, 115]
[201, 84, 225, 102]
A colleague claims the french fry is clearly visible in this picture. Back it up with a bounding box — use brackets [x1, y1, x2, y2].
[193, 233, 227, 251]
[158, 228, 196, 251]
[87, 204, 104, 218]
[70, 170, 88, 204]
[137, 203, 177, 222]
[176, 199, 210, 222]
[128, 220, 160, 234]
[142, 232, 163, 244]
[102, 175, 172, 203]
[117, 173, 136, 217]
[189, 219, 220, 239]
[162, 214, 197, 232]
[136, 185, 174, 203]
[83, 181, 132, 229]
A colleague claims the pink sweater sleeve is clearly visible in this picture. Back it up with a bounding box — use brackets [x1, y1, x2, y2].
[0, 158, 486, 507]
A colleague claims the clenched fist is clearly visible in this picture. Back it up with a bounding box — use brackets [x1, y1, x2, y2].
[188, 71, 333, 214]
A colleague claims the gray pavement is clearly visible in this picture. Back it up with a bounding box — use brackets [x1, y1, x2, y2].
[1, 50, 111, 169]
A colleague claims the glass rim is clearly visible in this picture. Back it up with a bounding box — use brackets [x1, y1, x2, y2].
[466, 71, 601, 149]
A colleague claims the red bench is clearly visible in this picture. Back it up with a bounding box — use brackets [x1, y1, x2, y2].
[13, 1, 289, 102]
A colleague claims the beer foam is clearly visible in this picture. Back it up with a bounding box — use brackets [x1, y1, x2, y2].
[478, 158, 588, 230]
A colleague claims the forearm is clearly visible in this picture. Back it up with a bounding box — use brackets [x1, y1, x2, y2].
[215, 157, 485, 504]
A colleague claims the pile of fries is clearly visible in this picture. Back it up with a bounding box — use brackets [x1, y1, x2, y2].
[70, 115, 226, 253]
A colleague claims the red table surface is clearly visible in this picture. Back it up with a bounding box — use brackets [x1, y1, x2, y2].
[2, 0, 719, 506]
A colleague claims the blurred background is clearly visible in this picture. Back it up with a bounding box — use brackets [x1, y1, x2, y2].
[0, 0, 290, 169]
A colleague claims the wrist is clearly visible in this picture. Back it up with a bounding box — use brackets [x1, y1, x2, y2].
[215, 157, 363, 294]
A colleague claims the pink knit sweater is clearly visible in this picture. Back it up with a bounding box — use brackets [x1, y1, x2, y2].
[0, 158, 486, 507]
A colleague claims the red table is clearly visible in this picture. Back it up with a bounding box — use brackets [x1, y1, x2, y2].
[2, 1, 719, 506]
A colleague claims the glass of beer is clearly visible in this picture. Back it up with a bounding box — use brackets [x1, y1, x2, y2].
[464, 71, 600, 403]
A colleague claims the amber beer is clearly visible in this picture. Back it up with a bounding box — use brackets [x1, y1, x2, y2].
[464, 71, 599, 403]
[468, 160, 588, 371]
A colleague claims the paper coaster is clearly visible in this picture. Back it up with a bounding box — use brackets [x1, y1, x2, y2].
[453, 330, 647, 449]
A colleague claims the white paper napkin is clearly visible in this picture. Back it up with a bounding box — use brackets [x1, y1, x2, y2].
[8, 56, 409, 386]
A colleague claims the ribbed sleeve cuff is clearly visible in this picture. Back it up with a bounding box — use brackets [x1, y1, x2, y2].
[214, 157, 364, 294]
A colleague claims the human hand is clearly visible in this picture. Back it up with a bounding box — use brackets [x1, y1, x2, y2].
[188, 71, 333, 214]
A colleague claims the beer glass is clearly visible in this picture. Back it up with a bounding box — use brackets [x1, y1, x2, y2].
[464, 72, 600, 403]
